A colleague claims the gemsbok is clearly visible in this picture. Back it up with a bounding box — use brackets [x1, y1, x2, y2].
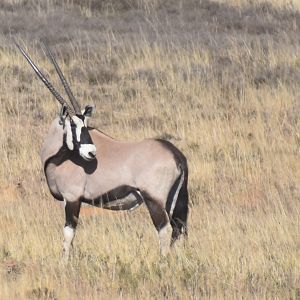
[17, 43, 189, 259]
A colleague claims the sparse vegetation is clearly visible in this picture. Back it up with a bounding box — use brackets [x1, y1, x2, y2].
[0, 0, 299, 299]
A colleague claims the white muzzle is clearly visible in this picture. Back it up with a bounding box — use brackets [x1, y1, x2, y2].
[79, 144, 97, 161]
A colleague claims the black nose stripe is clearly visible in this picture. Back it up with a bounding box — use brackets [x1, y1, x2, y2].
[70, 123, 94, 149]
[80, 127, 93, 144]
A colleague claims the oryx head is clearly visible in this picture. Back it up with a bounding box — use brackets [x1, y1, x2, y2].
[60, 104, 96, 161]
[16, 43, 97, 161]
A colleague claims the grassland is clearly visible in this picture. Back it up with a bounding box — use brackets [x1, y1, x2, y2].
[0, 0, 299, 299]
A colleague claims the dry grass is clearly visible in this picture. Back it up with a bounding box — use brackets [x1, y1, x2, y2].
[0, 0, 300, 299]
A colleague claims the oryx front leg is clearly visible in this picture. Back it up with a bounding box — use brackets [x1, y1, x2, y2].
[63, 200, 81, 261]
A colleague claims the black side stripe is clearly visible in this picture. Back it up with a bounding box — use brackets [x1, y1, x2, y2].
[81, 185, 142, 206]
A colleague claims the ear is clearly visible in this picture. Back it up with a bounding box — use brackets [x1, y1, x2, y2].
[82, 105, 95, 118]
[59, 104, 68, 124]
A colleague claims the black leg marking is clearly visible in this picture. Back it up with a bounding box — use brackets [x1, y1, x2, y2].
[142, 192, 169, 231]
[63, 200, 82, 260]
[65, 200, 81, 228]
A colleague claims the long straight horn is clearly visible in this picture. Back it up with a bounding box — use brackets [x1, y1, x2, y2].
[42, 42, 81, 115]
[16, 43, 74, 115]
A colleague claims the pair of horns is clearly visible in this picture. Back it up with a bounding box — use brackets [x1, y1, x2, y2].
[16, 42, 81, 115]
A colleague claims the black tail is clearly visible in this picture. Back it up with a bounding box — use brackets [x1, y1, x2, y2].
[170, 168, 189, 242]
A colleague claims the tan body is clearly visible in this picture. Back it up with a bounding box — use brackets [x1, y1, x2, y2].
[42, 118, 179, 209]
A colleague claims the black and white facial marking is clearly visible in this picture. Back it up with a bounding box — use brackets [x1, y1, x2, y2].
[61, 105, 97, 161]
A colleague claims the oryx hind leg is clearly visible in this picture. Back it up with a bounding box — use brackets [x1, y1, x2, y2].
[63, 199, 81, 261]
[143, 193, 172, 256]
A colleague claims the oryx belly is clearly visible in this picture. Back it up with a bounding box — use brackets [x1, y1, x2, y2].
[98, 193, 143, 211]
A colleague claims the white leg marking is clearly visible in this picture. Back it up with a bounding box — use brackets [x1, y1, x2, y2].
[170, 171, 185, 217]
[63, 225, 75, 261]
[159, 223, 172, 256]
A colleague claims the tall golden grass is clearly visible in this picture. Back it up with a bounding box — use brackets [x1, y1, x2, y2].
[0, 0, 299, 299]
